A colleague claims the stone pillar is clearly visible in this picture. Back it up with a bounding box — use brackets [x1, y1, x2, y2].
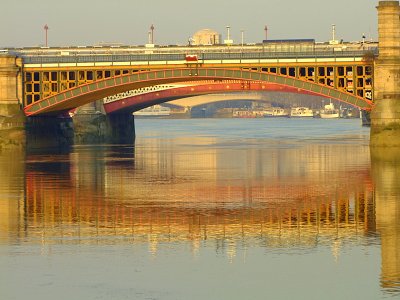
[106, 112, 135, 144]
[0, 55, 23, 116]
[371, 1, 400, 146]
[0, 54, 25, 149]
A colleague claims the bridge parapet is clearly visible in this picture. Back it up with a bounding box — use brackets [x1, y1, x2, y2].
[19, 49, 377, 65]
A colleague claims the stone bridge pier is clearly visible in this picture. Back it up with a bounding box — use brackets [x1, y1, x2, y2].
[0, 55, 22, 116]
[0, 55, 25, 149]
[26, 115, 74, 150]
[371, 1, 400, 146]
[26, 110, 135, 149]
[73, 102, 135, 144]
[106, 112, 135, 144]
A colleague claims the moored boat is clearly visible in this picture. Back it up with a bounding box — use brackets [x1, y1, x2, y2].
[320, 102, 339, 119]
[289, 107, 313, 118]
[133, 105, 171, 117]
[264, 107, 288, 117]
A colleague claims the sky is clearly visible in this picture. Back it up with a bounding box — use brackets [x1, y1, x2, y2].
[1, 0, 378, 48]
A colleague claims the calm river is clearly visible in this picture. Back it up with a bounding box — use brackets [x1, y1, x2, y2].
[0, 118, 399, 300]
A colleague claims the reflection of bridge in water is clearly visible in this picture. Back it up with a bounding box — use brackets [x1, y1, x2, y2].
[12, 142, 375, 247]
[1, 140, 400, 290]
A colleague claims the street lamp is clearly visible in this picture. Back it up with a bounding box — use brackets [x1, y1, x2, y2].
[44, 24, 49, 47]
[264, 25, 268, 41]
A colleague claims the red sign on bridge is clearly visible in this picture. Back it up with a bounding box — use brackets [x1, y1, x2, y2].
[185, 55, 198, 62]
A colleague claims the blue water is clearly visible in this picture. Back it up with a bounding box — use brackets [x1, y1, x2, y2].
[136, 118, 368, 143]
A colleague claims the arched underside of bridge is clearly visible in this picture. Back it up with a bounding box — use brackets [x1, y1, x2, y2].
[24, 68, 374, 116]
[103, 81, 358, 114]
[169, 93, 266, 110]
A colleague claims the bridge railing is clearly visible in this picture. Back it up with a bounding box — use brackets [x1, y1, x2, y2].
[21, 49, 378, 64]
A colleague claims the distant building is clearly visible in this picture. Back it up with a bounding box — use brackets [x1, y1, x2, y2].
[192, 29, 221, 45]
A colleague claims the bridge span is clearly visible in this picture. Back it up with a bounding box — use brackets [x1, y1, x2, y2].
[23, 68, 373, 116]
[0, 40, 376, 117]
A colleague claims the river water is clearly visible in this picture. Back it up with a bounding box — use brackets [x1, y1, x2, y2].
[0, 118, 399, 300]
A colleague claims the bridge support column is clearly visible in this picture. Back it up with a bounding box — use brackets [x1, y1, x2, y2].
[371, 1, 400, 146]
[0, 54, 23, 116]
[73, 101, 111, 144]
[0, 54, 25, 149]
[107, 112, 135, 144]
[26, 116, 74, 150]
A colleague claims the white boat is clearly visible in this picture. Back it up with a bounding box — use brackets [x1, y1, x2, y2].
[133, 105, 171, 117]
[320, 102, 339, 119]
[264, 107, 288, 117]
[289, 107, 313, 118]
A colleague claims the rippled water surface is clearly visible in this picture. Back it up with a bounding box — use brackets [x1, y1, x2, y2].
[1, 118, 399, 300]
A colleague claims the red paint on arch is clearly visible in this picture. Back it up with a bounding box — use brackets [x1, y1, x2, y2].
[104, 81, 341, 114]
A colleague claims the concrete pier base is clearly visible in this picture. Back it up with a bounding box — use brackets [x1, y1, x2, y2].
[74, 112, 135, 144]
[26, 116, 74, 150]
[73, 112, 109, 144]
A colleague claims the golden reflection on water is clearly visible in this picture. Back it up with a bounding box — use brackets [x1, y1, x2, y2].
[0, 139, 399, 293]
[371, 147, 400, 293]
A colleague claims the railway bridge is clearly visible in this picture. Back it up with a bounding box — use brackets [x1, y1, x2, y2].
[19, 46, 374, 116]
[0, 0, 400, 146]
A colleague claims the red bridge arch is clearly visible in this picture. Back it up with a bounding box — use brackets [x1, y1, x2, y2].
[103, 81, 350, 114]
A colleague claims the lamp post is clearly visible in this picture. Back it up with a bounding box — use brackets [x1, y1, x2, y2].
[241, 29, 244, 47]
[150, 24, 155, 44]
[44, 24, 49, 47]
[264, 25, 268, 41]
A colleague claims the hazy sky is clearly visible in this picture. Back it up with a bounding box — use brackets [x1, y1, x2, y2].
[1, 0, 378, 47]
